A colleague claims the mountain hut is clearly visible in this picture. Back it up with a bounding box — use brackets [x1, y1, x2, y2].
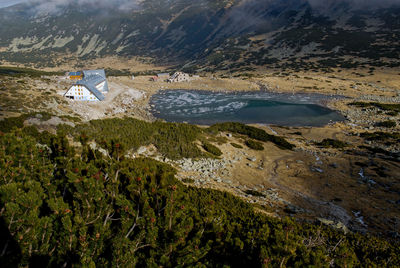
[64, 69, 109, 101]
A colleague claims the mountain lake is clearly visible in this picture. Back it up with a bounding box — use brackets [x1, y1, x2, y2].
[150, 90, 346, 126]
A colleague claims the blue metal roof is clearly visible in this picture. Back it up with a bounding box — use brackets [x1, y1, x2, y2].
[157, 73, 170, 77]
[82, 69, 109, 92]
[69, 71, 82, 76]
[83, 69, 105, 78]
[75, 74, 106, 101]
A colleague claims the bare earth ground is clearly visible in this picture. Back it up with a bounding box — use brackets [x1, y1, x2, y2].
[1, 66, 400, 237]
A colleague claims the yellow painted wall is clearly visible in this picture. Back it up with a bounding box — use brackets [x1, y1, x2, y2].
[70, 75, 83, 80]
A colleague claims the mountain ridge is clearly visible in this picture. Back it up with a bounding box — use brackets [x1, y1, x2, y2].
[0, 0, 399, 70]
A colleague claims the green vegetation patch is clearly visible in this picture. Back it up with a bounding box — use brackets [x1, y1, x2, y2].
[316, 138, 348, 149]
[104, 68, 133, 76]
[0, 112, 70, 133]
[245, 139, 264, 150]
[0, 66, 62, 77]
[64, 117, 204, 160]
[21, 126, 53, 145]
[376, 120, 397, 128]
[0, 114, 29, 132]
[386, 111, 398, 116]
[349, 102, 400, 113]
[359, 145, 399, 159]
[208, 122, 295, 150]
[231, 142, 243, 149]
[202, 142, 223, 156]
[360, 131, 400, 141]
[181, 178, 195, 184]
[244, 189, 265, 197]
[0, 130, 398, 267]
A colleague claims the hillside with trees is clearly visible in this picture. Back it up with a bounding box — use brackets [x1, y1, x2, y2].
[0, 121, 399, 267]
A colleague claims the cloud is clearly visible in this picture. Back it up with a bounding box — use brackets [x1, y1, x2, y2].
[0, 0, 25, 8]
[16, 0, 400, 16]
[26, 0, 141, 14]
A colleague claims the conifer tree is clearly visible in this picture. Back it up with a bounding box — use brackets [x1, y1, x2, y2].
[0, 128, 398, 267]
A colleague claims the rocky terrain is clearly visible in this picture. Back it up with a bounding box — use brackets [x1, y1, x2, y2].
[127, 118, 400, 237]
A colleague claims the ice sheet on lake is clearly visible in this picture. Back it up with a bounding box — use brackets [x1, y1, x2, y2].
[150, 90, 345, 126]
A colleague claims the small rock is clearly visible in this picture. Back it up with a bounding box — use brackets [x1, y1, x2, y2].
[335, 222, 349, 234]
[137, 146, 147, 154]
[317, 218, 334, 225]
[330, 163, 338, 168]
[311, 167, 324, 173]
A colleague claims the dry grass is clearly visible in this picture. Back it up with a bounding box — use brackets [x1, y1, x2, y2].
[252, 68, 400, 98]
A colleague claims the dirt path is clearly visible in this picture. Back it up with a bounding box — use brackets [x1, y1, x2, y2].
[104, 81, 127, 103]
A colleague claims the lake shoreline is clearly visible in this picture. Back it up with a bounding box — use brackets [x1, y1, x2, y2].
[149, 89, 347, 127]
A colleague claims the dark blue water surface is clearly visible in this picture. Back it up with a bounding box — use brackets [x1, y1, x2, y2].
[150, 90, 345, 126]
